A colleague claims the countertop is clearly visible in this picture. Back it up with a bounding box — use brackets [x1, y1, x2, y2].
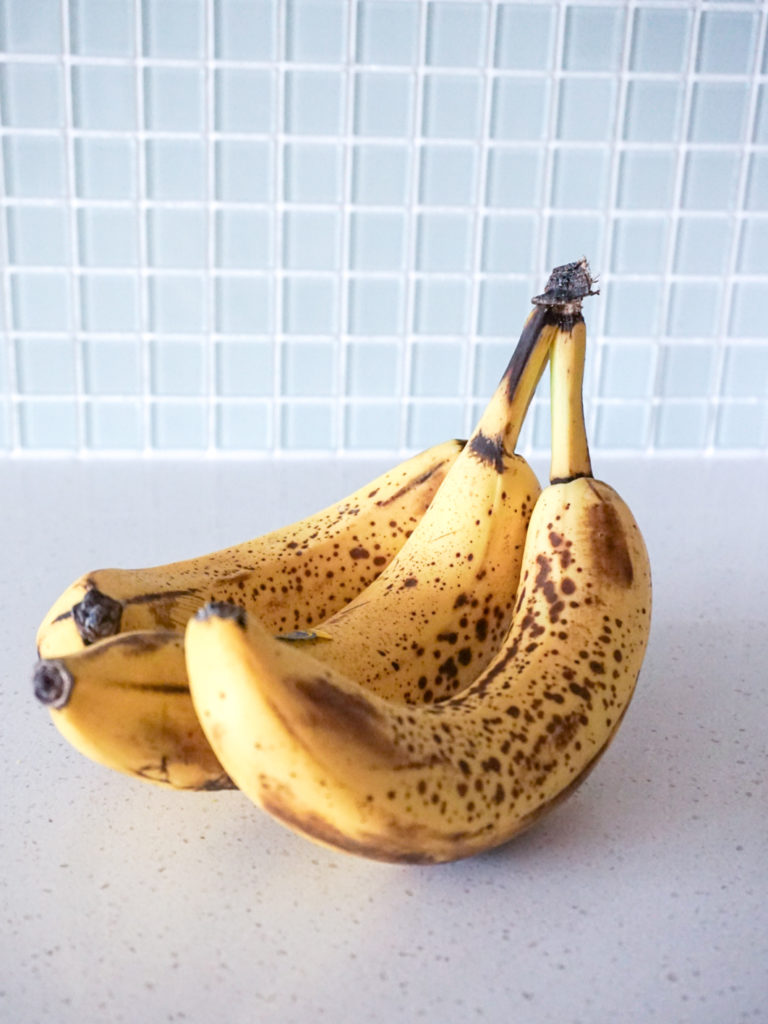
[1, 454, 766, 1024]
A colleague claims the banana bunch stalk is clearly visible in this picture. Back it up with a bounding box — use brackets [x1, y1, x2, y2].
[33, 259, 652, 865]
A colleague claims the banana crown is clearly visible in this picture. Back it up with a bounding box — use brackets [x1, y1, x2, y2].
[272, 282, 578, 705]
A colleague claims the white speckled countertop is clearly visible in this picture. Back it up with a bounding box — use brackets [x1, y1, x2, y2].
[2, 455, 766, 1024]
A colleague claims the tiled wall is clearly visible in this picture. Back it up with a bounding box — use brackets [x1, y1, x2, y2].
[1, 0, 767, 456]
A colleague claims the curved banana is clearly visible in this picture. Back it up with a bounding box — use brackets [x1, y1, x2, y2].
[184, 258, 653, 863]
[32, 441, 465, 789]
[276, 301, 565, 703]
[37, 439, 465, 658]
[33, 631, 233, 790]
[30, 283, 553, 788]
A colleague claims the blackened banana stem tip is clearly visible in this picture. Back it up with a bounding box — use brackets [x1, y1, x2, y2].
[72, 587, 123, 645]
[532, 257, 599, 311]
[491, 259, 598, 454]
[33, 659, 73, 709]
[195, 601, 247, 628]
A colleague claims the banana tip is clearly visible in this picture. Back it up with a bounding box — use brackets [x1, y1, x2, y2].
[72, 587, 123, 644]
[33, 659, 73, 709]
[194, 601, 247, 628]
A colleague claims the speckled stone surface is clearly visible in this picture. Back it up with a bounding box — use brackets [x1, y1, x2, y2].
[3, 455, 766, 1024]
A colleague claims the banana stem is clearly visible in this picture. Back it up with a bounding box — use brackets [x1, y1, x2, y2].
[501, 307, 562, 451]
[473, 305, 560, 456]
[549, 317, 593, 483]
[471, 259, 597, 465]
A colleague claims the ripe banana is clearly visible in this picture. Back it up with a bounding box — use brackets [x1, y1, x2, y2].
[31, 288, 553, 788]
[36, 439, 465, 658]
[275, 302, 564, 703]
[184, 258, 652, 863]
[31, 441, 465, 789]
[33, 630, 233, 790]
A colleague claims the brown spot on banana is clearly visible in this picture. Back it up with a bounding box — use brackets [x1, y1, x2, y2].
[468, 431, 506, 473]
[586, 484, 634, 587]
[99, 631, 181, 655]
[258, 788, 441, 864]
[125, 588, 202, 606]
[288, 676, 404, 765]
[259, 784, 498, 865]
[375, 450, 465, 508]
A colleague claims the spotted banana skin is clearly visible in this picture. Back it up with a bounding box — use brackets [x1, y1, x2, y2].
[32, 304, 552, 790]
[36, 439, 466, 659]
[32, 441, 467, 789]
[34, 259, 652, 859]
[183, 259, 652, 862]
[276, 306, 568, 703]
[184, 475, 651, 863]
[294, 451, 541, 704]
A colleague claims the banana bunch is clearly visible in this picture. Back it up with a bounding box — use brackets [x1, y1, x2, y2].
[33, 259, 652, 864]
[32, 262, 551, 789]
[36, 438, 466, 654]
[33, 439, 466, 789]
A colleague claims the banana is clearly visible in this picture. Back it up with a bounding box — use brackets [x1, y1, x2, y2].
[184, 258, 653, 863]
[36, 439, 465, 658]
[32, 441, 465, 789]
[33, 631, 233, 790]
[31, 284, 552, 788]
[274, 300, 564, 703]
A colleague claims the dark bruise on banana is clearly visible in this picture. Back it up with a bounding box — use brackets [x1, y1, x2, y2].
[258, 740, 606, 866]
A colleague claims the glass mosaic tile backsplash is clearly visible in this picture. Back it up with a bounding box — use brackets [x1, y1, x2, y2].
[1, 0, 766, 455]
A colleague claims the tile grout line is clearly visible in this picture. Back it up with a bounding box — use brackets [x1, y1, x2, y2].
[4, 124, 768, 151]
[530, 0, 568, 457]
[132, 0, 152, 455]
[5, 262, 768, 279]
[2, 47, 766, 79]
[203, 0, 216, 454]
[0, 92, 20, 452]
[271, 0, 286, 454]
[536, 0, 567, 285]
[649, 0, 702, 453]
[591, 0, 636, 455]
[335, 0, 359, 455]
[705, 1, 768, 453]
[464, 0, 498, 444]
[59, 0, 87, 454]
[397, 0, 430, 453]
